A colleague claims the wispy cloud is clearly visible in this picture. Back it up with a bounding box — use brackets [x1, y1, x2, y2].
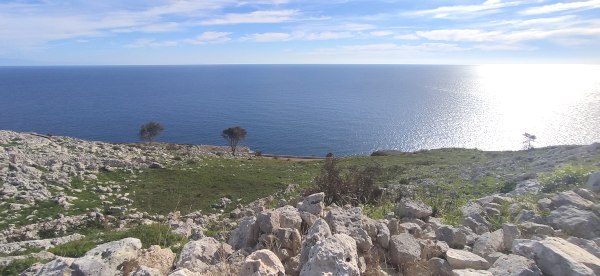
[406, 0, 524, 19]
[248, 31, 353, 42]
[125, 38, 178, 48]
[186, 32, 232, 44]
[521, 0, 600, 15]
[199, 10, 298, 25]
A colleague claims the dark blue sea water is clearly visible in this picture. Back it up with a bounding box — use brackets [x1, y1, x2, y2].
[1, 65, 599, 156]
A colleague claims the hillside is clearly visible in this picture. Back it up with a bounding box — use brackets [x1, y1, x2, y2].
[1, 130, 600, 275]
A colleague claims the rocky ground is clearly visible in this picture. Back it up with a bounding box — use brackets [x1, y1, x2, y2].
[1, 130, 600, 275]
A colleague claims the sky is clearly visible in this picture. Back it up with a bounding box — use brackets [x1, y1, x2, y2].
[0, 0, 599, 65]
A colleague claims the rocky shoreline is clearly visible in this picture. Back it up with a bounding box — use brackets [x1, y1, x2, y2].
[2, 130, 600, 275]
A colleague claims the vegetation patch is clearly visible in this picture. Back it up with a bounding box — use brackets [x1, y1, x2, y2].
[50, 223, 188, 258]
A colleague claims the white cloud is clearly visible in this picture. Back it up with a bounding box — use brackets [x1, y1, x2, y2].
[248, 31, 353, 42]
[251, 32, 292, 42]
[187, 32, 232, 44]
[370, 31, 394, 37]
[339, 43, 466, 52]
[416, 29, 502, 42]
[125, 38, 178, 48]
[521, 0, 600, 15]
[406, 0, 524, 19]
[199, 10, 298, 25]
[393, 34, 419, 40]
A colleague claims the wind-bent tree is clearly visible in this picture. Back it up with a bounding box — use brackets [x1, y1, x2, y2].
[222, 126, 247, 156]
[139, 122, 164, 143]
[523, 133, 536, 150]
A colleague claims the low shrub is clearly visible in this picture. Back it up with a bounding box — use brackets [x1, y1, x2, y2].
[540, 165, 591, 193]
[0, 257, 41, 276]
[312, 156, 382, 205]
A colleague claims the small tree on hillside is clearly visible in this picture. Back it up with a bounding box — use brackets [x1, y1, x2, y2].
[523, 133, 536, 150]
[139, 122, 164, 143]
[222, 126, 247, 156]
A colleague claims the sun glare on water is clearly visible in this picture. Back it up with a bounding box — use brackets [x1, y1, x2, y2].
[466, 64, 600, 149]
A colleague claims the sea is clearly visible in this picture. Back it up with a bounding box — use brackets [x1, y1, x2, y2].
[1, 64, 599, 156]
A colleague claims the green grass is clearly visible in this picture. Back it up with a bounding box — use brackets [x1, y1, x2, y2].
[0, 257, 42, 276]
[49, 223, 188, 258]
[123, 157, 320, 215]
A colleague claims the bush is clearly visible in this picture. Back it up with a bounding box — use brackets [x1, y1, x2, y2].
[312, 156, 382, 205]
[540, 165, 591, 193]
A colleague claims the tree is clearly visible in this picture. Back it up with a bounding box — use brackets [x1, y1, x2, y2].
[523, 132, 536, 150]
[222, 126, 247, 156]
[139, 122, 164, 143]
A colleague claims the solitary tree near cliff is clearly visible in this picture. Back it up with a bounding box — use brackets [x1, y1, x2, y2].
[139, 122, 164, 143]
[222, 126, 247, 156]
[523, 132, 536, 150]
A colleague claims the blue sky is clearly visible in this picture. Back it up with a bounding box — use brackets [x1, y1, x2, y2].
[1, 0, 599, 65]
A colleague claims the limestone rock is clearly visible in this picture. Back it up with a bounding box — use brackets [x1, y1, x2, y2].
[427, 257, 453, 276]
[297, 192, 325, 216]
[567, 237, 600, 258]
[452, 269, 492, 276]
[445, 249, 490, 270]
[512, 237, 600, 276]
[136, 245, 176, 276]
[388, 233, 421, 267]
[502, 224, 521, 252]
[488, 254, 542, 276]
[20, 257, 75, 276]
[518, 222, 554, 239]
[239, 249, 285, 276]
[472, 229, 503, 260]
[376, 222, 390, 249]
[70, 238, 142, 276]
[547, 206, 600, 239]
[436, 225, 476, 249]
[299, 218, 332, 271]
[229, 216, 259, 250]
[299, 234, 360, 276]
[176, 237, 233, 273]
[587, 171, 600, 193]
[551, 191, 594, 210]
[396, 199, 432, 219]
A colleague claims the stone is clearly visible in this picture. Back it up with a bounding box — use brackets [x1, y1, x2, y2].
[427, 257, 453, 276]
[20, 257, 75, 276]
[257, 211, 280, 234]
[445, 249, 490, 270]
[297, 192, 325, 216]
[350, 227, 372, 252]
[547, 206, 600, 239]
[240, 249, 285, 276]
[176, 237, 233, 273]
[299, 218, 332, 270]
[551, 191, 594, 210]
[325, 206, 363, 235]
[436, 225, 476, 249]
[512, 237, 600, 276]
[375, 222, 390, 249]
[518, 222, 555, 239]
[277, 205, 302, 231]
[587, 171, 600, 193]
[515, 209, 544, 224]
[299, 234, 360, 276]
[388, 233, 421, 267]
[275, 228, 302, 255]
[574, 188, 597, 202]
[472, 229, 503, 260]
[136, 245, 176, 276]
[396, 199, 433, 219]
[566, 237, 600, 258]
[488, 254, 542, 276]
[502, 224, 521, 252]
[452, 269, 492, 276]
[229, 216, 259, 250]
[419, 239, 449, 260]
[131, 266, 161, 276]
[70, 238, 142, 276]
